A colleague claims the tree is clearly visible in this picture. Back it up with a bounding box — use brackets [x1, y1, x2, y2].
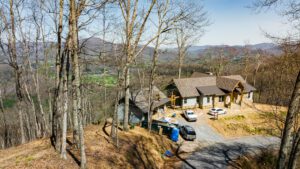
[174, 0, 209, 79]
[278, 70, 300, 169]
[0, 0, 26, 144]
[117, 0, 157, 131]
[253, 1, 300, 168]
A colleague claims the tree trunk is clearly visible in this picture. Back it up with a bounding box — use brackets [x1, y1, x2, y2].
[70, 0, 86, 167]
[61, 52, 70, 159]
[0, 90, 8, 147]
[17, 102, 25, 144]
[123, 67, 130, 131]
[288, 128, 300, 169]
[52, 0, 64, 151]
[148, 32, 160, 131]
[277, 70, 300, 169]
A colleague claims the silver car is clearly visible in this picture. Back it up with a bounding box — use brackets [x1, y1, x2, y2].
[208, 108, 227, 115]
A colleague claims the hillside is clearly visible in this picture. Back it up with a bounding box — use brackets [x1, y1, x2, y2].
[0, 125, 179, 169]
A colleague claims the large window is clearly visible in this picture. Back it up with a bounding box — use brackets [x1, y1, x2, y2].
[218, 96, 224, 102]
[183, 98, 187, 104]
[206, 97, 210, 103]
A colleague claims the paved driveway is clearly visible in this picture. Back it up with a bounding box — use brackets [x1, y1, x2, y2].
[177, 112, 223, 142]
[177, 110, 280, 169]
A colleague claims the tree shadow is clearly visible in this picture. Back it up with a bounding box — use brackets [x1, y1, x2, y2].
[175, 143, 196, 169]
[66, 138, 80, 166]
[182, 141, 277, 169]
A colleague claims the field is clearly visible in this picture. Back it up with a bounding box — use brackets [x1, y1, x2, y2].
[207, 103, 288, 138]
[0, 125, 178, 169]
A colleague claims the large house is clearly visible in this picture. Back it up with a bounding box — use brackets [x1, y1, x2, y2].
[167, 74, 256, 109]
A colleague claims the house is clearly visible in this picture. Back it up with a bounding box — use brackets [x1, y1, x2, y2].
[167, 74, 256, 109]
[118, 86, 170, 124]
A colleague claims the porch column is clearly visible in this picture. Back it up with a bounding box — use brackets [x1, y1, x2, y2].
[230, 92, 233, 108]
[239, 89, 244, 106]
[212, 95, 215, 108]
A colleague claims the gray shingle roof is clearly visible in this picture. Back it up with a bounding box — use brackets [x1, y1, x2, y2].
[216, 77, 241, 91]
[173, 75, 256, 97]
[196, 86, 225, 96]
[173, 77, 216, 97]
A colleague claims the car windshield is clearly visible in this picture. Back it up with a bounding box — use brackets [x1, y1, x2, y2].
[185, 127, 196, 134]
[211, 108, 216, 111]
[217, 109, 222, 111]
[187, 112, 194, 115]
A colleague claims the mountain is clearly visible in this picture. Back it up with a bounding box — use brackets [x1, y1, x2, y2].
[0, 37, 282, 64]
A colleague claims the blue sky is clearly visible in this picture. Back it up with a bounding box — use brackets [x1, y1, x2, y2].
[199, 0, 292, 45]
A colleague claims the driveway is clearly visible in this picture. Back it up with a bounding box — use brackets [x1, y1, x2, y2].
[177, 112, 223, 143]
[177, 110, 280, 169]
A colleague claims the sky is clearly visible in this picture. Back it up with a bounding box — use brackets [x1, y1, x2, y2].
[199, 0, 293, 45]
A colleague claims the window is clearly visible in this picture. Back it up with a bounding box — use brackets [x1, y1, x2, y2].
[206, 97, 210, 103]
[184, 98, 187, 104]
[248, 92, 251, 99]
[218, 96, 224, 102]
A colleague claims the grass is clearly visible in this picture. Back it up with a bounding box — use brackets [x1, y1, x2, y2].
[2, 96, 17, 109]
[82, 74, 117, 87]
[208, 111, 282, 137]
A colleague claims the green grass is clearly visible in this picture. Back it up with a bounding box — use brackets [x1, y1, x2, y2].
[81, 74, 117, 87]
[3, 97, 17, 109]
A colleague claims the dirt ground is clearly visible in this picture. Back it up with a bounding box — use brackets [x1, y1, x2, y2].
[0, 125, 182, 169]
[207, 102, 288, 138]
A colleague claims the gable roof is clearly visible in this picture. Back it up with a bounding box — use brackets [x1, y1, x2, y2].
[121, 86, 169, 113]
[216, 77, 241, 91]
[196, 86, 225, 96]
[222, 75, 256, 92]
[173, 77, 216, 97]
[173, 75, 256, 97]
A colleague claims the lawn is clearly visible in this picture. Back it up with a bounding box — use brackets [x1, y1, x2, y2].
[81, 74, 117, 87]
[207, 104, 288, 138]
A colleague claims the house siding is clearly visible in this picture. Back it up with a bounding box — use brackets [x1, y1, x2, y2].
[117, 103, 144, 124]
[182, 97, 198, 108]
[243, 92, 254, 102]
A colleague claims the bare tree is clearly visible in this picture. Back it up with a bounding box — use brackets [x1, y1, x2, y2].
[174, 0, 209, 79]
[0, 0, 26, 144]
[253, 1, 300, 168]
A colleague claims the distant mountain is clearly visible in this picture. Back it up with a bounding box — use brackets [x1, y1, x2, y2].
[0, 37, 282, 64]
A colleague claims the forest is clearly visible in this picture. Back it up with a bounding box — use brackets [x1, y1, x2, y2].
[0, 0, 299, 169]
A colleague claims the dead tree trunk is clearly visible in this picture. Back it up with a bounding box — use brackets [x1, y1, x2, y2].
[277, 70, 300, 169]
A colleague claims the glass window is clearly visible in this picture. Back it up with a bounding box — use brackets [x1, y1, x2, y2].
[207, 97, 210, 103]
[248, 92, 251, 98]
[219, 96, 224, 102]
[184, 98, 187, 104]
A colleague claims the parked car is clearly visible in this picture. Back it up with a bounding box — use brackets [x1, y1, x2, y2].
[208, 108, 227, 115]
[183, 110, 197, 121]
[180, 125, 196, 141]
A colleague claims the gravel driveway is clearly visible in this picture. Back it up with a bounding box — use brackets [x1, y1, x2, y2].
[177, 110, 280, 169]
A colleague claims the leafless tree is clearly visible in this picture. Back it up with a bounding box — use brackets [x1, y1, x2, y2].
[253, 1, 300, 168]
[174, 0, 209, 79]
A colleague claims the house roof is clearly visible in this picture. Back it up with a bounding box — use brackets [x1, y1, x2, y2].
[196, 86, 225, 96]
[222, 75, 256, 92]
[216, 77, 241, 91]
[173, 77, 216, 97]
[123, 86, 169, 113]
[173, 75, 256, 97]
